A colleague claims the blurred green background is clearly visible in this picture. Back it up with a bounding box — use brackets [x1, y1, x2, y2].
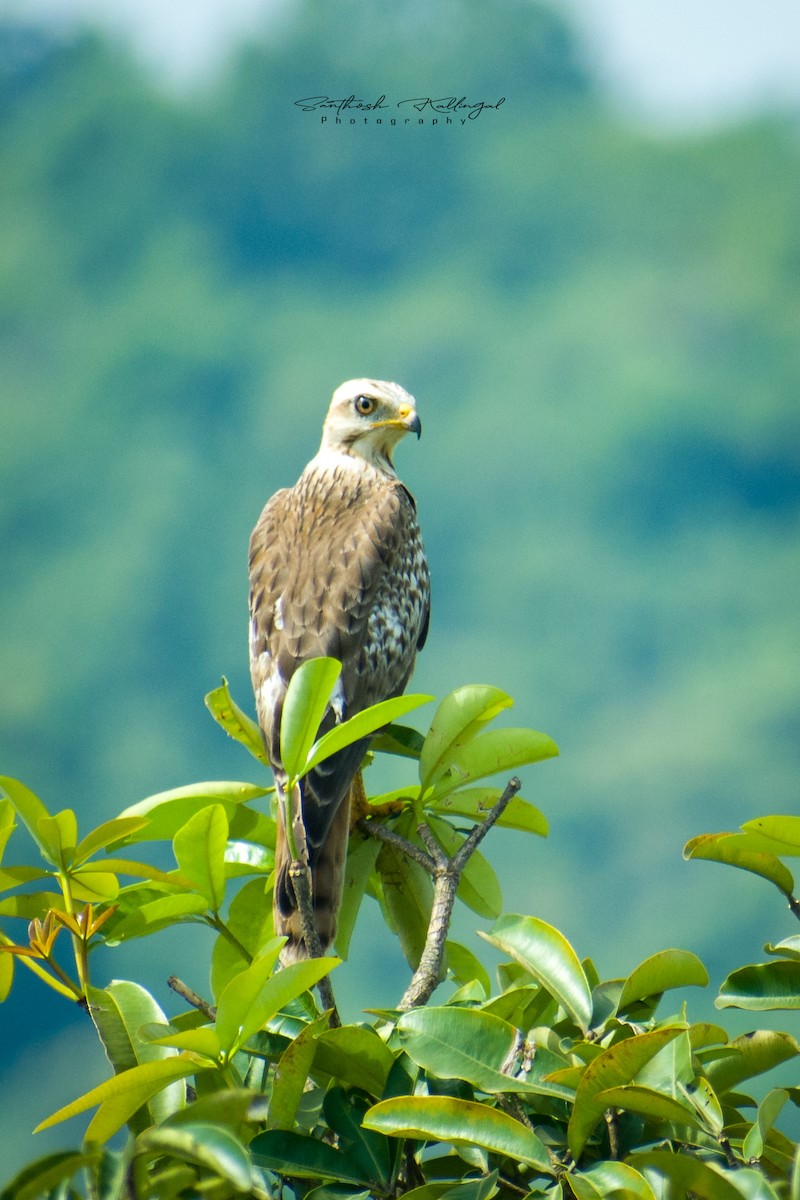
[1, 0, 799, 1175]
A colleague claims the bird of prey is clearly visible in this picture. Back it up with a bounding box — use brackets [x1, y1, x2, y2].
[248, 379, 430, 962]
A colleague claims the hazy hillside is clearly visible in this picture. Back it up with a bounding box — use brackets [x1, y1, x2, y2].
[1, 0, 799, 1171]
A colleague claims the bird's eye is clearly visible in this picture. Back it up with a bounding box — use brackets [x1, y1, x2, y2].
[354, 395, 376, 416]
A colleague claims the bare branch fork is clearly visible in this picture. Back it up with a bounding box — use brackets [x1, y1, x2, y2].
[360, 776, 522, 1010]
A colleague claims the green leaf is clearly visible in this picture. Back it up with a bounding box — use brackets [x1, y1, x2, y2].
[118, 781, 271, 843]
[135, 1122, 256, 1191]
[144, 1025, 223, 1061]
[103, 893, 209, 942]
[162, 1087, 268, 1131]
[689, 1023, 729, 1049]
[0, 1151, 103, 1200]
[314, 1025, 396, 1096]
[224, 839, 273, 877]
[629, 1150, 747, 1199]
[595, 1083, 699, 1128]
[324, 1087, 393, 1188]
[0, 777, 52, 858]
[172, 804, 228, 911]
[306, 694, 433, 775]
[269, 1013, 330, 1129]
[705, 1030, 800, 1091]
[77, 857, 182, 884]
[215, 945, 337, 1056]
[569, 1161, 658, 1200]
[397, 1186, 462, 1200]
[0, 865, 50, 891]
[479, 914, 592, 1032]
[0, 890, 62, 919]
[684, 833, 794, 896]
[68, 870, 120, 903]
[446, 940, 492, 997]
[376, 812, 434, 970]
[617, 949, 708, 1012]
[211, 875, 272, 1001]
[723, 1169, 784, 1200]
[87, 981, 188, 1131]
[765, 936, 800, 961]
[716, 963, 800, 1011]
[419, 686, 514, 790]
[741, 816, 800, 854]
[251, 1129, 374, 1185]
[35, 1055, 203, 1141]
[430, 729, 558, 800]
[396, 1006, 541, 1095]
[427, 816, 502, 919]
[73, 817, 152, 865]
[229, 805, 277, 849]
[335, 831, 381, 960]
[0, 798, 15, 862]
[372, 723, 425, 760]
[280, 657, 342, 779]
[567, 1024, 687, 1158]
[440, 1174, 501, 1200]
[482, 987, 556, 1045]
[743, 1088, 790, 1160]
[680, 1077, 724, 1134]
[634, 1026, 693, 1099]
[0, 951, 13, 1002]
[38, 809, 78, 865]
[428, 787, 548, 836]
[363, 1095, 551, 1172]
[205, 678, 268, 763]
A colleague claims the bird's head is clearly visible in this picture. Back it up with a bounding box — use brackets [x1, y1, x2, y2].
[320, 379, 421, 473]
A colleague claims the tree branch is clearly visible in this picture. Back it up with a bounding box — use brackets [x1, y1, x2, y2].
[168, 976, 217, 1021]
[355, 816, 437, 873]
[362, 777, 522, 1011]
[285, 782, 341, 1026]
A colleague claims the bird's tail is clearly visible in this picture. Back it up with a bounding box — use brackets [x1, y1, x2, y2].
[273, 782, 353, 964]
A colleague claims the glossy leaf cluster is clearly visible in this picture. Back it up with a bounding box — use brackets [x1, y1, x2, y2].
[0, 671, 797, 1199]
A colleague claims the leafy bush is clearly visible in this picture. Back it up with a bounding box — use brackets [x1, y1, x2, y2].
[0, 664, 798, 1199]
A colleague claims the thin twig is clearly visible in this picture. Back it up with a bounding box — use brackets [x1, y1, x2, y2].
[288, 859, 325, 960]
[718, 1134, 740, 1170]
[285, 783, 341, 1027]
[168, 976, 217, 1021]
[361, 777, 522, 1011]
[498, 1094, 564, 1178]
[451, 777, 522, 868]
[287, 858, 341, 1026]
[208, 913, 253, 963]
[605, 1108, 621, 1160]
[355, 818, 437, 873]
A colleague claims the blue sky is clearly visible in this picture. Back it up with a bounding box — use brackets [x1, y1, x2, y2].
[4, 0, 800, 126]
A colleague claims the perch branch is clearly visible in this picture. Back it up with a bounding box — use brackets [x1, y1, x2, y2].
[284, 782, 341, 1027]
[168, 976, 217, 1021]
[355, 817, 438, 873]
[362, 776, 522, 1011]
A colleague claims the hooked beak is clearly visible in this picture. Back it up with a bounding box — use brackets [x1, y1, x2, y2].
[374, 408, 422, 438]
[396, 404, 421, 438]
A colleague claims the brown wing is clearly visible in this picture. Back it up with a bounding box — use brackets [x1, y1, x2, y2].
[248, 467, 427, 763]
[248, 465, 429, 959]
